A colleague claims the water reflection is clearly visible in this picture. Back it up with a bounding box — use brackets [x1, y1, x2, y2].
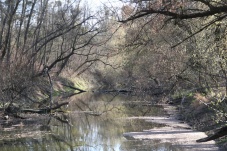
[0, 92, 184, 151]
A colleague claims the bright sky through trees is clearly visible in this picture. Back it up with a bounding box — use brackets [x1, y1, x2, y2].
[85, 0, 123, 11]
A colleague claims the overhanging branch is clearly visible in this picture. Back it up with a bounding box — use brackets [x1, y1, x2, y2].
[120, 5, 227, 23]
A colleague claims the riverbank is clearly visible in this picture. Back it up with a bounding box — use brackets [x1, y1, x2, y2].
[123, 104, 220, 151]
[177, 93, 227, 150]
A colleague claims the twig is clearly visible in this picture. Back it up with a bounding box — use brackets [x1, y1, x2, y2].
[171, 14, 227, 48]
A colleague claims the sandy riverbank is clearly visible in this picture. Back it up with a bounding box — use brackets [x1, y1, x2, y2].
[123, 105, 219, 151]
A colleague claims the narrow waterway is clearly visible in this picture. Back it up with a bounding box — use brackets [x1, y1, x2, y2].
[0, 92, 219, 151]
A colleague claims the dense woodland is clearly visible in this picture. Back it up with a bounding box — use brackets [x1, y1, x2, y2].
[1, 0, 227, 131]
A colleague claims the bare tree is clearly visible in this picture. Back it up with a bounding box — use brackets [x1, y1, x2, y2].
[0, 0, 118, 113]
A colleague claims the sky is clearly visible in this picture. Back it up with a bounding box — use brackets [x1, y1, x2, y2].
[84, 0, 123, 11]
[49, 0, 124, 15]
[49, 0, 124, 11]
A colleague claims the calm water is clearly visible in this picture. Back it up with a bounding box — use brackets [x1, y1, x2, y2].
[0, 92, 184, 151]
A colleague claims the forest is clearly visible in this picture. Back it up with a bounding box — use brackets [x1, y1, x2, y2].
[1, 0, 227, 149]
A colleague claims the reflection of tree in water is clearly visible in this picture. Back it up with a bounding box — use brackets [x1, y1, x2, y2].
[0, 93, 166, 151]
[123, 119, 165, 132]
[0, 112, 83, 151]
[69, 92, 164, 117]
[123, 102, 164, 116]
[121, 140, 184, 151]
[65, 112, 124, 150]
[70, 93, 122, 116]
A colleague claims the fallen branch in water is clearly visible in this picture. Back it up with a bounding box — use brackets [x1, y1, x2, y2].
[21, 101, 69, 114]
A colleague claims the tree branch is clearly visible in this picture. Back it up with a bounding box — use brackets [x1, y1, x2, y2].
[193, 0, 214, 9]
[171, 14, 227, 48]
[120, 5, 227, 23]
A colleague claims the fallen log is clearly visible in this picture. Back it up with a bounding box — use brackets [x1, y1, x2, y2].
[196, 126, 227, 142]
[21, 101, 69, 114]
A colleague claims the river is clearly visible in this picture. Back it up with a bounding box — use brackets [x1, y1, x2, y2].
[0, 92, 219, 151]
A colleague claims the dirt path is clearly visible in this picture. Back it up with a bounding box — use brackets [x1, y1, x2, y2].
[123, 105, 219, 151]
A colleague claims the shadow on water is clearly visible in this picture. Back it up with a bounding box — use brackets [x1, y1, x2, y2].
[0, 92, 185, 151]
